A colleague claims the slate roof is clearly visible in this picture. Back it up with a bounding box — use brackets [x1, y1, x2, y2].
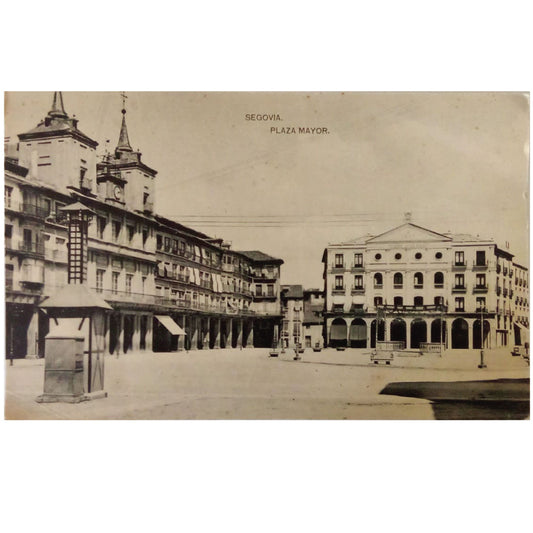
[237, 250, 284, 264]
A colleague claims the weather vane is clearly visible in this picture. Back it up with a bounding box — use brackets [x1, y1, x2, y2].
[120, 91, 128, 112]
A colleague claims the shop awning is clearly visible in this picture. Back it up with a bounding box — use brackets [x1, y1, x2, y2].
[330, 323, 347, 340]
[349, 323, 367, 340]
[155, 315, 186, 335]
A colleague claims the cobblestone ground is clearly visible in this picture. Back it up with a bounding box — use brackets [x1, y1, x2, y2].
[4, 347, 529, 420]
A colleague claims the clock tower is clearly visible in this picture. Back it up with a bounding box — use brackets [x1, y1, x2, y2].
[96, 97, 156, 213]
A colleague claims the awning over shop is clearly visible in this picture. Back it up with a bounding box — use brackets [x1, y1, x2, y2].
[155, 315, 186, 335]
[349, 323, 366, 340]
[330, 323, 347, 340]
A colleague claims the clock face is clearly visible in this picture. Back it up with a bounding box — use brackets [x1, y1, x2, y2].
[113, 185, 122, 200]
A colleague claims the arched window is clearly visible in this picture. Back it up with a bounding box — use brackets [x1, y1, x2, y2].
[393, 272, 403, 287]
[414, 272, 423, 287]
[434, 272, 444, 288]
[393, 296, 403, 308]
[414, 296, 424, 306]
[374, 273, 383, 288]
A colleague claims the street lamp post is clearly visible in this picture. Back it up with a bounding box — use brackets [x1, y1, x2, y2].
[478, 306, 487, 369]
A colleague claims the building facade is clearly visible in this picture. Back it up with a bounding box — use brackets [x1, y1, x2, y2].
[322, 222, 528, 351]
[280, 285, 304, 349]
[4, 93, 283, 358]
[302, 288, 324, 349]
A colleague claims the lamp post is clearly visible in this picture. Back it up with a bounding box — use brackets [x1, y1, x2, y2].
[478, 305, 487, 369]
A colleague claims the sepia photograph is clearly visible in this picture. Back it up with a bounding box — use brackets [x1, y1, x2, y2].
[3, 90, 530, 420]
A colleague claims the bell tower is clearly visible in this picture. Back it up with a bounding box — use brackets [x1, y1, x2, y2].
[96, 93, 156, 213]
[18, 92, 98, 193]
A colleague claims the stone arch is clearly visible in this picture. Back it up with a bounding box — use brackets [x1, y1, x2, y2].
[349, 318, 367, 348]
[410, 318, 427, 349]
[329, 317, 347, 348]
[370, 319, 385, 348]
[390, 318, 406, 345]
[451, 318, 469, 349]
[473, 319, 490, 349]
[431, 318, 446, 345]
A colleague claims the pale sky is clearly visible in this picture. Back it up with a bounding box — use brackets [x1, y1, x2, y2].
[5, 91, 529, 287]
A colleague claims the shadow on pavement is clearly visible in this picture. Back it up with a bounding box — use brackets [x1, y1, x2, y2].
[380, 378, 530, 420]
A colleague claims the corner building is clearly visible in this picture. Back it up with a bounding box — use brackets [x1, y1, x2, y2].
[4, 93, 283, 358]
[322, 223, 528, 351]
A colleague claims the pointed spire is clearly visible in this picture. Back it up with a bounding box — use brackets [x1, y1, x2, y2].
[116, 108, 132, 152]
[48, 91, 67, 118]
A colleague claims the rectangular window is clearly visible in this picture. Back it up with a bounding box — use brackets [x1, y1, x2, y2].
[476, 297, 486, 311]
[112, 272, 119, 294]
[142, 228, 149, 248]
[267, 284, 274, 296]
[374, 296, 383, 307]
[126, 274, 133, 294]
[354, 253, 363, 267]
[394, 296, 403, 307]
[292, 323, 300, 336]
[476, 274, 486, 287]
[335, 254, 344, 268]
[164, 237, 171, 252]
[5, 186, 13, 208]
[354, 275, 363, 288]
[455, 297, 464, 311]
[97, 217, 107, 240]
[43, 198, 51, 216]
[434, 296, 444, 306]
[294, 310, 301, 321]
[142, 276, 146, 294]
[127, 225, 135, 243]
[112, 221, 121, 241]
[335, 275, 344, 290]
[414, 296, 424, 306]
[256, 284, 263, 296]
[476, 250, 486, 266]
[455, 274, 465, 288]
[156, 234, 163, 250]
[96, 269, 104, 293]
[455, 251, 465, 266]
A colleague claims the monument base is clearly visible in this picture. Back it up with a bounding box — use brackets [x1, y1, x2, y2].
[36, 391, 107, 403]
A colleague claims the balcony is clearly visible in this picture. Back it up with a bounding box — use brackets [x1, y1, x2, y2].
[473, 284, 488, 293]
[496, 286, 502, 296]
[8, 241, 46, 257]
[374, 283, 383, 290]
[434, 283, 444, 289]
[414, 284, 423, 289]
[351, 263, 364, 272]
[452, 261, 467, 271]
[503, 267, 508, 276]
[331, 304, 345, 314]
[254, 292, 277, 300]
[351, 286, 365, 295]
[452, 285, 467, 293]
[330, 265, 345, 273]
[21, 203, 50, 219]
[503, 288, 508, 297]
[472, 261, 488, 270]
[393, 284, 403, 289]
[332, 287, 345, 294]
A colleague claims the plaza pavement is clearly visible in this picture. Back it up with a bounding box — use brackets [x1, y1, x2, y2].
[3, 347, 529, 420]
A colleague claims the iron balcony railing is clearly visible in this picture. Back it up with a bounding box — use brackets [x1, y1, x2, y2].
[18, 241, 45, 256]
[473, 284, 488, 293]
[472, 260, 488, 270]
[452, 284, 467, 293]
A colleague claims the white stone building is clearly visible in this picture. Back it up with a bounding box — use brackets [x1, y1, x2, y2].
[322, 222, 527, 351]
